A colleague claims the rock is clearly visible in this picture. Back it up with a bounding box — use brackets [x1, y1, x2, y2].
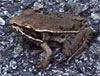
[97, 35, 100, 42]
[91, 13, 100, 20]
[0, 18, 5, 26]
[33, 2, 44, 10]
[38, 0, 42, 2]
[21, 72, 34, 76]
[10, 60, 17, 69]
[56, 0, 63, 3]
[63, 73, 69, 76]
[28, 67, 32, 72]
[3, 10, 12, 18]
[0, 45, 5, 50]
[13, 44, 23, 57]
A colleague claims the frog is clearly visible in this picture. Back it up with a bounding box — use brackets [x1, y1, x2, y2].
[9, 9, 94, 68]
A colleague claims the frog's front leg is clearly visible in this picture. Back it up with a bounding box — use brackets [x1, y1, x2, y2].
[40, 42, 52, 68]
[63, 27, 94, 63]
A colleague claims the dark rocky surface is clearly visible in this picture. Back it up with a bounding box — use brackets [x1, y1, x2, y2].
[0, 0, 100, 76]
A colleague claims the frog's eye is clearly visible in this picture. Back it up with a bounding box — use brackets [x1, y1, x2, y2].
[23, 24, 31, 29]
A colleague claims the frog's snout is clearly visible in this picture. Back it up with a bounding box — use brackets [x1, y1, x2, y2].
[9, 18, 17, 24]
[9, 17, 21, 26]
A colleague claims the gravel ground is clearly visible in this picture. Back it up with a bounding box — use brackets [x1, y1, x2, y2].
[0, 0, 100, 76]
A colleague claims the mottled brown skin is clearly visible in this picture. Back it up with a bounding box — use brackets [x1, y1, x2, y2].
[9, 9, 94, 68]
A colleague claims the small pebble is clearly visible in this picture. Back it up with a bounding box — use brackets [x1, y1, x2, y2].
[63, 73, 69, 75]
[97, 35, 100, 41]
[10, 60, 17, 69]
[3, 11, 12, 18]
[0, 18, 5, 26]
[38, 72, 42, 76]
[84, 57, 88, 61]
[13, 45, 23, 57]
[38, 0, 42, 2]
[28, 67, 32, 72]
[0, 45, 4, 50]
[56, 0, 63, 3]
[91, 13, 100, 20]
[33, 2, 44, 10]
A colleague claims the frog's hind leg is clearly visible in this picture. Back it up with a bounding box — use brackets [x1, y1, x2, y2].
[63, 27, 93, 64]
[40, 42, 52, 68]
[66, 39, 88, 64]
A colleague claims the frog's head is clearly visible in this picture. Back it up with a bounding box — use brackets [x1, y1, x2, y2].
[9, 9, 35, 29]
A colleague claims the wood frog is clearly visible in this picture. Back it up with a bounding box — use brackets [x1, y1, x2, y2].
[9, 9, 94, 68]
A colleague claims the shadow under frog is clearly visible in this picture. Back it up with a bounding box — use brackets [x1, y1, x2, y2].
[9, 9, 94, 68]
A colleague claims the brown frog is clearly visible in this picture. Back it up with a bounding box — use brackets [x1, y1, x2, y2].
[9, 9, 94, 68]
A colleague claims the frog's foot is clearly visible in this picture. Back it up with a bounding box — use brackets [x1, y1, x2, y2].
[66, 39, 89, 64]
[40, 42, 52, 68]
[63, 27, 93, 63]
[40, 54, 51, 68]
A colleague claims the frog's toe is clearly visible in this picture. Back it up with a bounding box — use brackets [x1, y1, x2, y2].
[41, 56, 51, 68]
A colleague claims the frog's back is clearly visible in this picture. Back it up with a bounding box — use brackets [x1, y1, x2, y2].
[9, 9, 85, 32]
[29, 11, 85, 31]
